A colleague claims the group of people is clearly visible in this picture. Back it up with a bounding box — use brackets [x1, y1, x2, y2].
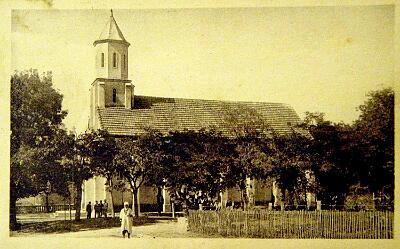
[86, 200, 109, 219]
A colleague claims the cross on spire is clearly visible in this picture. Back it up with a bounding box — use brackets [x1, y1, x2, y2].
[110, 9, 113, 17]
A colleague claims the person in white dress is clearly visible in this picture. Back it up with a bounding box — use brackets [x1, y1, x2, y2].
[119, 202, 133, 238]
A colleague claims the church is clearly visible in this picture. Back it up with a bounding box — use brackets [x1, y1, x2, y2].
[82, 11, 303, 214]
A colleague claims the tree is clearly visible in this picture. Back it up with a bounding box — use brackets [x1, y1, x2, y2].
[300, 88, 394, 210]
[232, 137, 274, 210]
[300, 112, 358, 208]
[29, 129, 73, 212]
[142, 131, 173, 214]
[162, 129, 236, 211]
[190, 130, 238, 202]
[115, 130, 164, 217]
[161, 130, 200, 211]
[89, 130, 119, 217]
[269, 130, 317, 209]
[10, 70, 67, 229]
[219, 104, 275, 210]
[353, 88, 394, 208]
[60, 131, 96, 221]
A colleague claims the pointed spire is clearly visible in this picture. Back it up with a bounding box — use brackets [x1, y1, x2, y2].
[94, 10, 130, 46]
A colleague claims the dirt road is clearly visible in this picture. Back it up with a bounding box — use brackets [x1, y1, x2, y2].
[11, 219, 206, 238]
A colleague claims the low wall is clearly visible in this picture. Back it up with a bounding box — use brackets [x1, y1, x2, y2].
[16, 204, 74, 214]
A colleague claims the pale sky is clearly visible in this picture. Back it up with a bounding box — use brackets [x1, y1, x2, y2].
[11, 6, 394, 133]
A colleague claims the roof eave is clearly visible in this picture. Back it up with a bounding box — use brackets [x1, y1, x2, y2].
[91, 78, 132, 86]
[93, 39, 130, 47]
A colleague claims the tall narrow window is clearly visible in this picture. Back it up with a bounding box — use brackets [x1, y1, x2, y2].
[101, 53, 104, 67]
[113, 52, 117, 68]
[122, 55, 125, 69]
[123, 54, 126, 70]
[112, 89, 116, 103]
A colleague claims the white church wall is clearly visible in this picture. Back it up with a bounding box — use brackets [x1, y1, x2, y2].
[107, 42, 128, 80]
[254, 179, 273, 204]
[139, 185, 157, 204]
[112, 188, 133, 206]
[82, 176, 107, 210]
[95, 43, 108, 79]
[125, 83, 133, 109]
[225, 186, 242, 203]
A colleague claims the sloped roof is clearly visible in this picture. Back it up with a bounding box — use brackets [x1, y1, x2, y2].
[94, 11, 129, 46]
[97, 95, 302, 137]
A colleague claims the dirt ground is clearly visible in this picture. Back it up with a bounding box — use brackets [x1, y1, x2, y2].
[11, 218, 210, 238]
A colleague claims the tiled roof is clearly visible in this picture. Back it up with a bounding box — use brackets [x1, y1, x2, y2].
[97, 95, 302, 137]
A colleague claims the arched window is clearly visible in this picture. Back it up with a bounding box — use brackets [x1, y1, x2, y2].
[101, 53, 104, 67]
[113, 52, 117, 68]
[112, 89, 117, 103]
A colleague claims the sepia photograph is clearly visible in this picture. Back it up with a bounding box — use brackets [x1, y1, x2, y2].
[8, 4, 394, 241]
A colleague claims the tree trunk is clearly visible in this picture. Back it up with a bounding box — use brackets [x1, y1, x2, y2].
[74, 180, 83, 221]
[281, 188, 286, 210]
[109, 189, 115, 218]
[107, 178, 115, 217]
[157, 186, 163, 216]
[10, 193, 18, 230]
[132, 188, 139, 217]
[240, 188, 248, 211]
[184, 197, 190, 217]
[240, 178, 248, 210]
[304, 191, 308, 209]
[287, 190, 294, 209]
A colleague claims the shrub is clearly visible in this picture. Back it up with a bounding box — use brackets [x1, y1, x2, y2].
[344, 194, 374, 211]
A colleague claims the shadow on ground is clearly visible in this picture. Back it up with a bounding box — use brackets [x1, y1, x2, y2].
[11, 216, 159, 235]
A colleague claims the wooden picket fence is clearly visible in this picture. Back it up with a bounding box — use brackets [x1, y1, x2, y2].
[187, 210, 393, 239]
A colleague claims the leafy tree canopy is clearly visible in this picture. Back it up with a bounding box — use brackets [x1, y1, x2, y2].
[353, 88, 394, 198]
[10, 70, 68, 228]
[11, 70, 68, 199]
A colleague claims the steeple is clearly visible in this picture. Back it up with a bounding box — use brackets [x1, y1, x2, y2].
[94, 9, 130, 47]
[89, 10, 134, 130]
[93, 10, 130, 80]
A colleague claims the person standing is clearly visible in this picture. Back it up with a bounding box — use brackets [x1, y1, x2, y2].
[103, 200, 108, 218]
[94, 201, 99, 218]
[119, 202, 133, 238]
[99, 200, 104, 218]
[86, 201, 92, 219]
[156, 191, 164, 216]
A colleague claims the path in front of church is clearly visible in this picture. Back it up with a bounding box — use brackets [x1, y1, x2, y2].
[11, 219, 213, 238]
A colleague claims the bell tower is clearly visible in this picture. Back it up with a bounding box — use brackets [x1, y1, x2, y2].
[89, 10, 134, 129]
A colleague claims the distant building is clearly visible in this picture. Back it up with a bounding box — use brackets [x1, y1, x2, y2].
[82, 11, 303, 213]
